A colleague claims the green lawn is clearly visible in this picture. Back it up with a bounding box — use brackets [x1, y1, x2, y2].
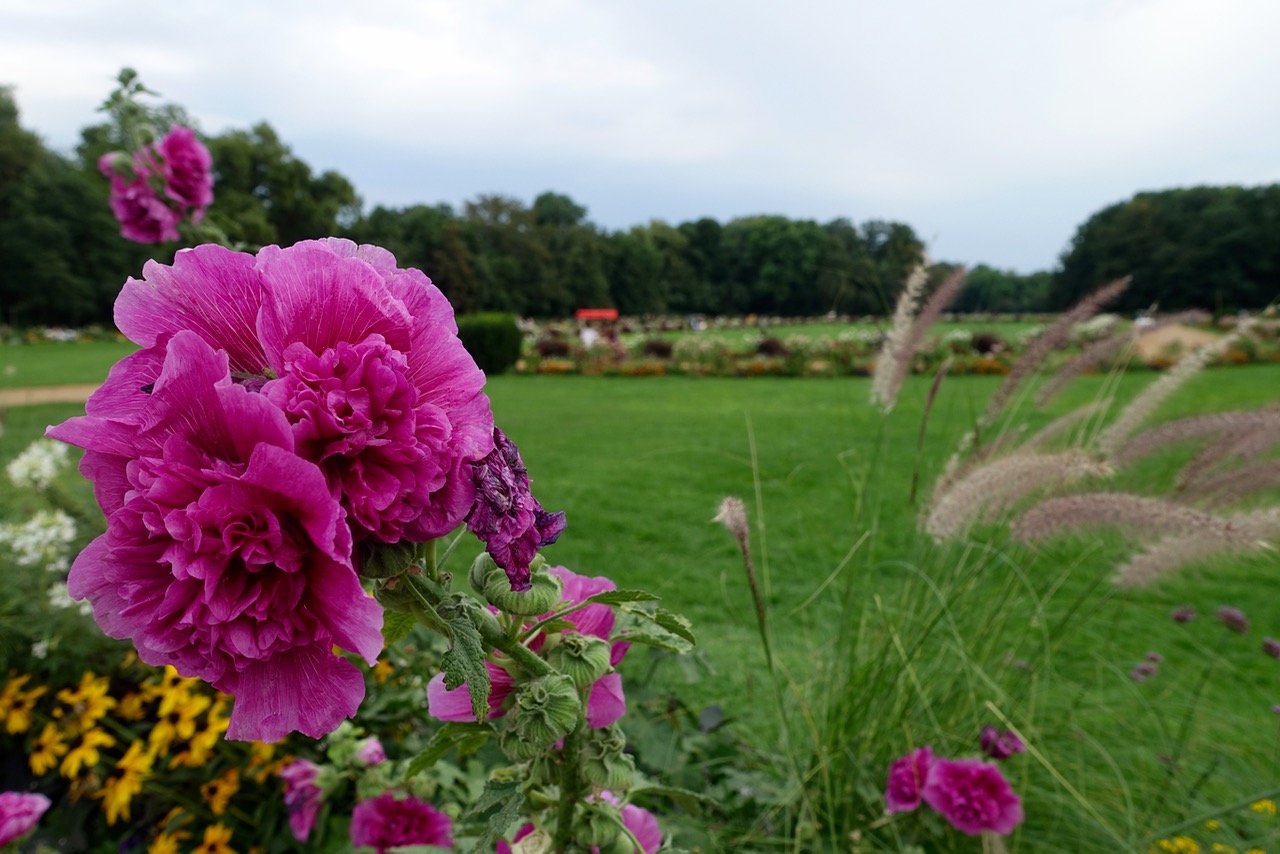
[0, 339, 139, 388]
[4, 345, 1278, 850]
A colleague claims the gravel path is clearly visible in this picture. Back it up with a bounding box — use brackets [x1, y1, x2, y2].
[0, 384, 99, 407]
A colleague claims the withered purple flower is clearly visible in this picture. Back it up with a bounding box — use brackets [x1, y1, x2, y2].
[1170, 606, 1197, 623]
[466, 428, 566, 592]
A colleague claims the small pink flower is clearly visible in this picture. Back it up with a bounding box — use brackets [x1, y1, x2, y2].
[1170, 606, 1197, 623]
[979, 726, 1025, 761]
[155, 126, 213, 217]
[355, 737, 386, 767]
[885, 746, 933, 813]
[279, 759, 324, 842]
[920, 757, 1023, 836]
[1263, 637, 1280, 659]
[350, 792, 453, 852]
[99, 153, 180, 244]
[1217, 606, 1249, 635]
[0, 791, 51, 845]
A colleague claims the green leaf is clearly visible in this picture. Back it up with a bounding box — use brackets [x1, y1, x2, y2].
[438, 597, 491, 722]
[406, 723, 493, 779]
[469, 779, 527, 850]
[581, 588, 661, 606]
[629, 783, 720, 814]
[381, 610, 417, 647]
[617, 605, 697, 651]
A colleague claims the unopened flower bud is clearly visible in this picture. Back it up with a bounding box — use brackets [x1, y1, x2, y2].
[501, 675, 581, 759]
[545, 634, 612, 688]
[581, 725, 635, 791]
[574, 801, 623, 849]
[476, 553, 562, 616]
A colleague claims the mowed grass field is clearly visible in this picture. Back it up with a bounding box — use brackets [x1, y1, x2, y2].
[3, 341, 1279, 848]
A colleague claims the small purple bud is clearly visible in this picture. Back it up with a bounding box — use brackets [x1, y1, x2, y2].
[1170, 606, 1197, 623]
[979, 725, 1025, 760]
[1145, 651, 1163, 663]
[1263, 637, 1280, 659]
[1131, 662, 1158, 682]
[1216, 606, 1249, 635]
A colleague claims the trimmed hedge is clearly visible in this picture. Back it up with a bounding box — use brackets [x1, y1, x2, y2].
[457, 312, 522, 375]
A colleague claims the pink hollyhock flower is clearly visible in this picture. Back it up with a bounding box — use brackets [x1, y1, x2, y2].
[99, 153, 181, 244]
[920, 757, 1023, 835]
[155, 126, 213, 217]
[350, 792, 453, 852]
[47, 332, 383, 741]
[355, 736, 387, 767]
[279, 759, 325, 843]
[111, 239, 495, 545]
[468, 428, 566, 591]
[885, 746, 933, 813]
[0, 791, 51, 845]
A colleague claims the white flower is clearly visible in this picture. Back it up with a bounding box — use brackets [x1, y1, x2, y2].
[6, 438, 70, 491]
[31, 640, 49, 660]
[0, 509, 77, 570]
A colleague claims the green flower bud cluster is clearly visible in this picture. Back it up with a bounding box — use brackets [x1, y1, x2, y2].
[543, 633, 612, 688]
[471, 552, 563, 615]
[359, 539, 421, 580]
[499, 675, 582, 761]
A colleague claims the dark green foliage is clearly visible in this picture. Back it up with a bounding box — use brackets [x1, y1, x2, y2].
[1054, 185, 1280, 312]
[456, 312, 522, 374]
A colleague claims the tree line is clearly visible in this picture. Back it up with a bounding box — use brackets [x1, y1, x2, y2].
[1, 85, 1274, 327]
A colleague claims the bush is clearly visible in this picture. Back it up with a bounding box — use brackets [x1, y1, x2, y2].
[455, 312, 522, 375]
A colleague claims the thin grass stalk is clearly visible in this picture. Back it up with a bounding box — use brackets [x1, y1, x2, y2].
[910, 357, 952, 506]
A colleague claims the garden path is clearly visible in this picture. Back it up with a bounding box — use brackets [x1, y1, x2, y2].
[0, 384, 98, 407]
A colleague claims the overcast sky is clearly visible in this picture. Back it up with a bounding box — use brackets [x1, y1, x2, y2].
[3, 0, 1277, 272]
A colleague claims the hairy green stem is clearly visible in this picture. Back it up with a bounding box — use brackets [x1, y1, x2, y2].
[551, 720, 586, 851]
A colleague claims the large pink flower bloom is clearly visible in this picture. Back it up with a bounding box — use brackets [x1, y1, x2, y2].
[99, 153, 180, 244]
[427, 566, 630, 727]
[885, 746, 933, 813]
[112, 239, 495, 544]
[920, 757, 1023, 835]
[155, 126, 213, 217]
[48, 332, 383, 741]
[350, 792, 453, 852]
[279, 759, 324, 842]
[0, 792, 51, 845]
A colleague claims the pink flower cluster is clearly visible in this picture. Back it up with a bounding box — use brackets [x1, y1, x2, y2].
[886, 746, 1023, 836]
[427, 566, 629, 727]
[48, 239, 559, 742]
[99, 126, 213, 243]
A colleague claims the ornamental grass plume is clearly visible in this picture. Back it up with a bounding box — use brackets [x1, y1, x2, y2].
[1033, 310, 1208, 406]
[983, 276, 1130, 426]
[870, 265, 966, 413]
[1175, 407, 1280, 493]
[1096, 318, 1257, 460]
[1111, 405, 1280, 468]
[925, 450, 1111, 541]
